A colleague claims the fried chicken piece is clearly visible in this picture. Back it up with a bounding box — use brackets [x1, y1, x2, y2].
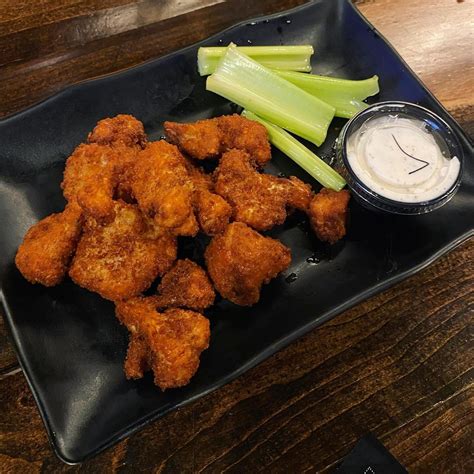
[88, 114, 147, 149]
[62, 143, 119, 223]
[214, 149, 312, 231]
[15, 203, 83, 287]
[116, 298, 210, 389]
[69, 201, 177, 301]
[308, 188, 350, 244]
[155, 259, 215, 311]
[184, 158, 232, 235]
[130, 141, 198, 236]
[205, 222, 291, 306]
[164, 114, 271, 166]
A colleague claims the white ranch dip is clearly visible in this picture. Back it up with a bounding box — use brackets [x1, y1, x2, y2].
[346, 115, 461, 203]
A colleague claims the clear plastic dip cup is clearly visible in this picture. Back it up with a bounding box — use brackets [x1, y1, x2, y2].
[336, 102, 464, 215]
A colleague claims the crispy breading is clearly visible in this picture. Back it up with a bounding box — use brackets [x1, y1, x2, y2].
[155, 259, 215, 311]
[184, 158, 232, 235]
[164, 118, 221, 160]
[86, 115, 146, 202]
[194, 190, 232, 236]
[218, 115, 271, 167]
[124, 334, 150, 379]
[286, 176, 313, 212]
[147, 308, 210, 389]
[116, 296, 155, 380]
[15, 203, 83, 287]
[113, 146, 139, 203]
[214, 149, 313, 231]
[308, 188, 350, 244]
[69, 201, 177, 301]
[116, 298, 210, 389]
[164, 114, 271, 166]
[62, 143, 119, 223]
[169, 212, 199, 237]
[87, 114, 147, 149]
[115, 295, 158, 332]
[205, 222, 291, 306]
[62, 144, 139, 220]
[130, 141, 198, 236]
[184, 157, 214, 191]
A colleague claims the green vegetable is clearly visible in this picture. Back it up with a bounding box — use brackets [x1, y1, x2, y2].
[275, 71, 379, 118]
[198, 45, 314, 76]
[242, 110, 346, 191]
[206, 44, 335, 146]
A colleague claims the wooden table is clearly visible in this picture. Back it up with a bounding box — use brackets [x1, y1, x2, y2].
[1, 1, 472, 472]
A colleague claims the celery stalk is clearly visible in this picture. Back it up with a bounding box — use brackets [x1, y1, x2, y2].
[275, 71, 379, 119]
[242, 110, 346, 191]
[198, 45, 314, 75]
[206, 44, 335, 146]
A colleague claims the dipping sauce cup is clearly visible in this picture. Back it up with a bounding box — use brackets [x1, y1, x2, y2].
[336, 102, 464, 215]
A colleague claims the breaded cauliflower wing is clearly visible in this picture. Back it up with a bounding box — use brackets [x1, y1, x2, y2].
[87, 114, 147, 149]
[164, 117, 221, 160]
[164, 114, 271, 166]
[214, 149, 312, 231]
[130, 141, 198, 236]
[116, 298, 210, 389]
[69, 201, 176, 301]
[308, 188, 350, 244]
[218, 114, 271, 167]
[155, 259, 215, 311]
[88, 114, 146, 202]
[205, 222, 291, 306]
[15, 203, 83, 287]
[62, 143, 119, 223]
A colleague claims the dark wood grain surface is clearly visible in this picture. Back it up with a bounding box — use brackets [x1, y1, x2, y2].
[1, 0, 473, 472]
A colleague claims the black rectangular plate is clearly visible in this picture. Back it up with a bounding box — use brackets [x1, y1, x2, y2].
[1, 0, 472, 464]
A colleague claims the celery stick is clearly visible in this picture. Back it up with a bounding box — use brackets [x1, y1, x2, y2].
[206, 44, 335, 146]
[198, 45, 313, 76]
[276, 71, 379, 119]
[242, 110, 346, 191]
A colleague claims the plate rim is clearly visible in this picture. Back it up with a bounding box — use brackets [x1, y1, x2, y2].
[1, 0, 473, 464]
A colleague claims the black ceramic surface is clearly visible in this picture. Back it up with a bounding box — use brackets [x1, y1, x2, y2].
[0, 0, 472, 464]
